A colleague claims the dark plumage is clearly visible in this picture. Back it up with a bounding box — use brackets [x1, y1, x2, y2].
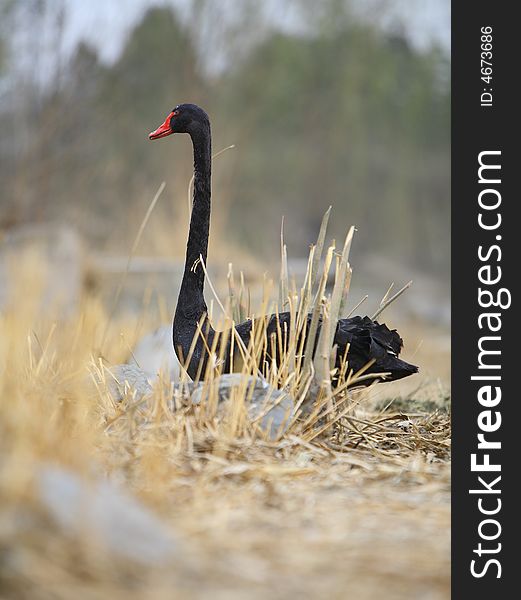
[232, 313, 416, 384]
[149, 103, 418, 385]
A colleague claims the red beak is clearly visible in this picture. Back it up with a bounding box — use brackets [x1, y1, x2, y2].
[149, 111, 175, 140]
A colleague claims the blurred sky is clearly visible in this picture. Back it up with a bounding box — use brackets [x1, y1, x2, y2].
[1, 0, 451, 308]
[3, 0, 449, 95]
[60, 0, 450, 67]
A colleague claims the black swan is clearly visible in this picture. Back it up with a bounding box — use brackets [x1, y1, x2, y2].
[149, 103, 418, 384]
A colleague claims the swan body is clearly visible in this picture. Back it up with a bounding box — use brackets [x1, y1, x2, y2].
[233, 314, 416, 382]
[149, 104, 418, 385]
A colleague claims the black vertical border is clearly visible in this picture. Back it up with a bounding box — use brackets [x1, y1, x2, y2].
[452, 2, 516, 597]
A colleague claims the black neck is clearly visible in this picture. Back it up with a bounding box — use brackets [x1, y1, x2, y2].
[181, 125, 212, 305]
[173, 122, 215, 375]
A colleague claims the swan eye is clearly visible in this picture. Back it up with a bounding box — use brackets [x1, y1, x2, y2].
[172, 110, 180, 117]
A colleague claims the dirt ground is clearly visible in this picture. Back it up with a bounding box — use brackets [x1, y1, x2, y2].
[0, 250, 450, 600]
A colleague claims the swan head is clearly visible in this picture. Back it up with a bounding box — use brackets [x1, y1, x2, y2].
[149, 103, 209, 140]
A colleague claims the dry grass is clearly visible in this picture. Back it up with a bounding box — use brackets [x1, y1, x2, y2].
[0, 220, 450, 599]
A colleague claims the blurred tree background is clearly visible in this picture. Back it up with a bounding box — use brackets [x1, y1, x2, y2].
[0, 0, 450, 287]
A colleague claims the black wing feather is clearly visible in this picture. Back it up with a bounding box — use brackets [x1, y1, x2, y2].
[232, 312, 417, 385]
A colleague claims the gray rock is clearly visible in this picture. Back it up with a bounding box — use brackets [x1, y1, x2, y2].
[97, 326, 181, 403]
[37, 465, 180, 566]
[100, 368, 294, 440]
[192, 374, 295, 440]
[105, 363, 153, 402]
[128, 325, 181, 382]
